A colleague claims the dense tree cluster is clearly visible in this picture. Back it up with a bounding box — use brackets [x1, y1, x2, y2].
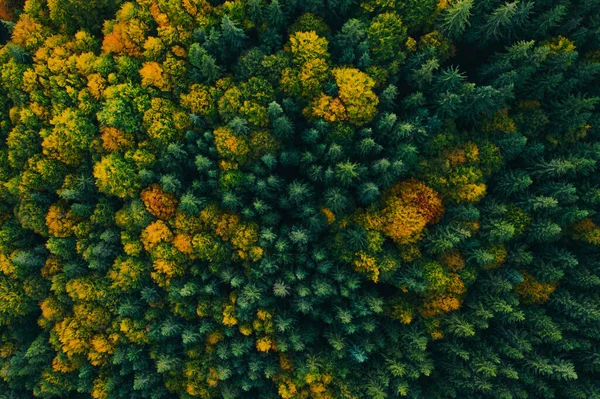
[1, 0, 600, 398]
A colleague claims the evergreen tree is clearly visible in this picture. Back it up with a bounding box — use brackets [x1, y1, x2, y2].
[0, 0, 598, 398]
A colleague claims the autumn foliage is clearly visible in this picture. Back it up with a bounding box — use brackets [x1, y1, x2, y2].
[359, 179, 443, 245]
[0, 0, 24, 22]
[0, 0, 599, 398]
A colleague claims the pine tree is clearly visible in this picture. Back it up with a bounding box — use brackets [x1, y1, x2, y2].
[0, 1, 599, 398]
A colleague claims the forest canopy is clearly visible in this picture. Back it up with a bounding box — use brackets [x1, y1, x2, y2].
[0, 0, 600, 398]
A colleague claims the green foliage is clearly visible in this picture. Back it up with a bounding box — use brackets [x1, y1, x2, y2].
[440, 0, 473, 38]
[0, 1, 599, 399]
